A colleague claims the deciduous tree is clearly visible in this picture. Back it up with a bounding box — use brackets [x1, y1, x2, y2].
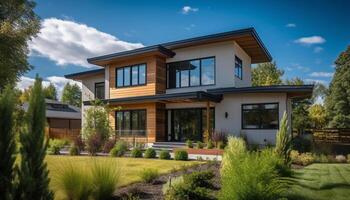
[61, 83, 82, 107]
[252, 62, 284, 86]
[43, 83, 57, 100]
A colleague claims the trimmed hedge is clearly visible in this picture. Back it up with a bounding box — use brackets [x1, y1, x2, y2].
[144, 148, 156, 158]
[159, 150, 171, 160]
[131, 148, 143, 158]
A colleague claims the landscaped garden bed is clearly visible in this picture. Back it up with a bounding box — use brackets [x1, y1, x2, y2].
[179, 148, 224, 155]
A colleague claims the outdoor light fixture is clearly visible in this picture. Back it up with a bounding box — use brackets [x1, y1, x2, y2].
[225, 112, 228, 118]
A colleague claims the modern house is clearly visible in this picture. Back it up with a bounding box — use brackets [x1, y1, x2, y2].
[65, 28, 313, 146]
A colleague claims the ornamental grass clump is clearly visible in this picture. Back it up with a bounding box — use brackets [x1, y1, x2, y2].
[220, 137, 287, 200]
[139, 168, 159, 183]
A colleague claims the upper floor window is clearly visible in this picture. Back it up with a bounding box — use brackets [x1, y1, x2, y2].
[235, 56, 242, 79]
[116, 64, 146, 87]
[242, 103, 279, 129]
[95, 82, 105, 99]
[167, 57, 215, 89]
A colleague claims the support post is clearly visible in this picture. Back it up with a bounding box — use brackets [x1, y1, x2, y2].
[206, 101, 210, 142]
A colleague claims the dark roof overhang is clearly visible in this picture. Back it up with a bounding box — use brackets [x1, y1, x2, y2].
[64, 68, 104, 80]
[87, 45, 175, 66]
[208, 85, 314, 98]
[83, 91, 223, 105]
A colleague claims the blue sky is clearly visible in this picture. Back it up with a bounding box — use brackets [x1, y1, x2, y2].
[20, 0, 350, 96]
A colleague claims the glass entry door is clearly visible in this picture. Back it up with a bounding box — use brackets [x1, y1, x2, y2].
[167, 108, 214, 142]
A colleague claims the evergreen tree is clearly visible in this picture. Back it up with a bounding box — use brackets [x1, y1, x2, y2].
[325, 46, 350, 128]
[61, 83, 82, 107]
[15, 76, 54, 200]
[0, 0, 40, 91]
[251, 61, 284, 86]
[0, 86, 16, 200]
[43, 83, 57, 100]
[275, 112, 291, 166]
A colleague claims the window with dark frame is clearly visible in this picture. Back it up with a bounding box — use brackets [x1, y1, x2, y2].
[242, 103, 279, 129]
[235, 56, 243, 79]
[167, 57, 215, 89]
[115, 110, 146, 136]
[94, 82, 105, 99]
[115, 64, 146, 87]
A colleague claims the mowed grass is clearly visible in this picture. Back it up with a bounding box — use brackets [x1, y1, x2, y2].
[288, 164, 350, 200]
[46, 155, 201, 186]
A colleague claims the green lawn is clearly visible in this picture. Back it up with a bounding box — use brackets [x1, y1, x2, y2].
[46, 155, 200, 186]
[289, 164, 350, 200]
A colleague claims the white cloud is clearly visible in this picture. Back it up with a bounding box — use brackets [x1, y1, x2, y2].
[289, 63, 310, 72]
[309, 72, 334, 78]
[313, 46, 323, 53]
[181, 6, 199, 14]
[29, 18, 144, 68]
[305, 79, 327, 85]
[285, 23, 296, 28]
[17, 76, 81, 99]
[294, 36, 326, 45]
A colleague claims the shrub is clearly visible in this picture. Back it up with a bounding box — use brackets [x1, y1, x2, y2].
[131, 148, 143, 158]
[211, 131, 227, 145]
[314, 154, 329, 163]
[73, 136, 85, 152]
[220, 137, 287, 200]
[159, 150, 171, 160]
[183, 170, 215, 189]
[102, 138, 116, 153]
[114, 140, 128, 156]
[91, 159, 120, 200]
[291, 151, 315, 166]
[174, 150, 188, 161]
[110, 147, 123, 157]
[292, 135, 312, 152]
[48, 139, 67, 155]
[196, 141, 204, 149]
[186, 140, 193, 148]
[139, 168, 159, 183]
[86, 134, 102, 156]
[144, 148, 156, 158]
[162, 176, 184, 194]
[335, 155, 347, 163]
[218, 141, 226, 149]
[207, 140, 214, 149]
[69, 145, 80, 156]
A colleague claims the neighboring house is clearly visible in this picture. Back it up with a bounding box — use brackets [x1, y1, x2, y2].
[23, 99, 81, 140]
[65, 27, 313, 146]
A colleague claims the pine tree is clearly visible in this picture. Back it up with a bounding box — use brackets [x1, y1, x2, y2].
[0, 86, 16, 200]
[325, 46, 350, 128]
[275, 112, 291, 166]
[15, 76, 54, 200]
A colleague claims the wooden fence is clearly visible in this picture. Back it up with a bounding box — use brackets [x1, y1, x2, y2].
[45, 127, 80, 141]
[312, 129, 350, 145]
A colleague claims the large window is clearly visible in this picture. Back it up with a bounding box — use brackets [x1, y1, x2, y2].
[167, 57, 215, 88]
[94, 82, 105, 99]
[235, 56, 242, 79]
[115, 110, 146, 136]
[242, 103, 279, 129]
[116, 64, 146, 87]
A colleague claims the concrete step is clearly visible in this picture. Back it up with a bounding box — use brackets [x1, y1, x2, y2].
[151, 142, 187, 151]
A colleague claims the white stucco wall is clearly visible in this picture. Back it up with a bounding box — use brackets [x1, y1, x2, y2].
[215, 93, 289, 145]
[233, 42, 252, 87]
[165, 41, 252, 94]
[81, 74, 105, 102]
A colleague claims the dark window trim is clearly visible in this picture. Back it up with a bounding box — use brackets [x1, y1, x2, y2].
[241, 102, 279, 130]
[235, 56, 243, 80]
[166, 56, 216, 89]
[94, 82, 105, 99]
[115, 109, 147, 136]
[115, 63, 147, 88]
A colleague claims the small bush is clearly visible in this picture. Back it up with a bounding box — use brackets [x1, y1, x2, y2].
[184, 170, 215, 189]
[87, 134, 102, 156]
[74, 136, 85, 152]
[144, 148, 156, 158]
[291, 151, 315, 166]
[207, 140, 214, 149]
[131, 148, 143, 158]
[162, 176, 184, 194]
[186, 140, 193, 148]
[69, 145, 80, 156]
[335, 155, 347, 163]
[102, 138, 116, 153]
[174, 150, 188, 161]
[114, 140, 128, 156]
[315, 154, 329, 163]
[196, 141, 204, 149]
[211, 131, 228, 145]
[159, 150, 171, 160]
[48, 139, 67, 155]
[110, 147, 123, 157]
[139, 168, 159, 183]
[292, 135, 312, 152]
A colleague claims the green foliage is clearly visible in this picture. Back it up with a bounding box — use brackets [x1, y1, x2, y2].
[90, 160, 120, 200]
[110, 141, 128, 157]
[325, 45, 350, 128]
[347, 154, 350, 163]
[183, 170, 215, 189]
[285, 77, 304, 85]
[43, 83, 57, 100]
[48, 139, 68, 155]
[290, 150, 315, 166]
[218, 141, 226, 149]
[139, 169, 159, 183]
[196, 141, 204, 149]
[144, 148, 157, 158]
[186, 140, 193, 148]
[252, 61, 284, 86]
[309, 104, 327, 129]
[0, 0, 40, 90]
[292, 99, 312, 134]
[131, 148, 143, 158]
[292, 136, 312, 152]
[275, 112, 292, 167]
[69, 146, 80, 156]
[0, 86, 16, 200]
[220, 137, 287, 200]
[16, 76, 54, 199]
[174, 150, 188, 161]
[159, 150, 171, 160]
[207, 140, 214, 149]
[61, 83, 82, 107]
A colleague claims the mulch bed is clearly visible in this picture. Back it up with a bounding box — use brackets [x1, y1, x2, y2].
[115, 162, 221, 200]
